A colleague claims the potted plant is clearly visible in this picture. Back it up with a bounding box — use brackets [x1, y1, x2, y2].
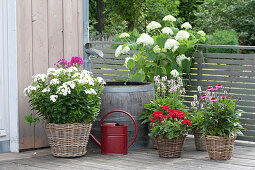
[24, 57, 105, 157]
[149, 106, 192, 158]
[200, 84, 243, 160]
[115, 14, 206, 82]
[141, 74, 188, 149]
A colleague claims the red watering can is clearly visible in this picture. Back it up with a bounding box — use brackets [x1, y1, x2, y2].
[89, 110, 138, 155]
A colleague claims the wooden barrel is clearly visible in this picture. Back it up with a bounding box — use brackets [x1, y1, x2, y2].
[89, 82, 155, 149]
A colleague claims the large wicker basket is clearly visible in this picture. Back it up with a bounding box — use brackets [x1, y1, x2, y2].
[157, 135, 186, 158]
[193, 130, 206, 151]
[205, 135, 236, 160]
[45, 123, 92, 157]
[149, 123, 157, 149]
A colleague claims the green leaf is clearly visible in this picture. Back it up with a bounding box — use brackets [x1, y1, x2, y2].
[156, 37, 167, 49]
[127, 58, 135, 69]
[182, 59, 191, 74]
[177, 45, 188, 54]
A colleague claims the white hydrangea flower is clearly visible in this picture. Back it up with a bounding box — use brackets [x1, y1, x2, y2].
[170, 69, 179, 78]
[175, 30, 190, 41]
[124, 57, 134, 68]
[85, 88, 97, 95]
[47, 68, 56, 76]
[146, 21, 162, 31]
[181, 22, 192, 29]
[50, 78, 60, 85]
[164, 39, 180, 52]
[33, 74, 47, 83]
[162, 15, 176, 22]
[197, 30, 206, 36]
[50, 95, 58, 102]
[136, 33, 154, 46]
[97, 77, 106, 85]
[153, 45, 161, 53]
[161, 27, 173, 35]
[42, 87, 50, 93]
[115, 45, 130, 57]
[176, 54, 191, 67]
[119, 32, 130, 38]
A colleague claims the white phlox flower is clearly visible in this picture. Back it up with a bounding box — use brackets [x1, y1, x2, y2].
[67, 66, 78, 73]
[97, 77, 106, 85]
[164, 39, 180, 52]
[55, 68, 66, 76]
[50, 95, 58, 102]
[170, 69, 179, 78]
[181, 22, 192, 29]
[85, 88, 97, 95]
[47, 68, 56, 76]
[162, 15, 176, 22]
[176, 54, 191, 67]
[23, 85, 37, 96]
[42, 87, 50, 93]
[115, 45, 130, 57]
[161, 27, 173, 35]
[146, 21, 162, 31]
[175, 30, 190, 41]
[153, 45, 161, 53]
[119, 32, 130, 38]
[64, 81, 75, 89]
[57, 85, 71, 96]
[50, 78, 60, 85]
[136, 33, 154, 46]
[33, 74, 47, 83]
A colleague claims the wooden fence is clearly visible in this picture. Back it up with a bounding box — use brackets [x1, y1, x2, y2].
[86, 41, 255, 142]
[17, 0, 83, 150]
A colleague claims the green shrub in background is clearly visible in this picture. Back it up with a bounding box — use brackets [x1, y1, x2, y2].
[206, 30, 239, 53]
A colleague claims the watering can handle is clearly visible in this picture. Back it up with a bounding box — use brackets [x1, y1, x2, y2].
[100, 110, 138, 148]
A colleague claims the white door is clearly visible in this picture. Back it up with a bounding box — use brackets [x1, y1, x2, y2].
[0, 0, 10, 146]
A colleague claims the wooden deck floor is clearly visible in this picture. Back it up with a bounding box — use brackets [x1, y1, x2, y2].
[1, 136, 255, 170]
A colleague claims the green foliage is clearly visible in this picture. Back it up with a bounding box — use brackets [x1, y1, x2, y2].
[24, 113, 40, 126]
[206, 30, 239, 53]
[189, 111, 205, 130]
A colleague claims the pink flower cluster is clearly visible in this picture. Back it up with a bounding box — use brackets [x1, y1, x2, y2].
[55, 56, 84, 69]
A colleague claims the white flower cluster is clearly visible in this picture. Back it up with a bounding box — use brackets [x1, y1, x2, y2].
[124, 57, 134, 68]
[197, 30, 206, 36]
[176, 54, 191, 67]
[50, 78, 60, 85]
[42, 87, 50, 93]
[50, 95, 58, 102]
[136, 33, 154, 46]
[161, 27, 173, 35]
[57, 84, 71, 96]
[162, 15, 176, 22]
[175, 30, 190, 41]
[97, 77, 106, 85]
[181, 22, 192, 29]
[153, 45, 161, 53]
[85, 88, 97, 95]
[119, 32, 130, 38]
[67, 67, 78, 73]
[33, 74, 47, 83]
[170, 69, 179, 78]
[146, 21, 161, 31]
[47, 68, 56, 76]
[115, 45, 130, 57]
[164, 39, 180, 52]
[23, 85, 38, 96]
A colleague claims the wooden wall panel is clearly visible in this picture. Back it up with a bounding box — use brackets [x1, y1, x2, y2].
[17, 0, 34, 149]
[17, 0, 83, 150]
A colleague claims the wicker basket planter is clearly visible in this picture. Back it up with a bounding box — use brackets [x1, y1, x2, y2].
[157, 135, 187, 158]
[149, 123, 157, 149]
[45, 123, 92, 157]
[193, 130, 206, 151]
[205, 135, 236, 160]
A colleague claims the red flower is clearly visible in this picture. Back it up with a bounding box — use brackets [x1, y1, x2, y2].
[162, 106, 171, 111]
[207, 86, 213, 91]
[182, 119, 192, 126]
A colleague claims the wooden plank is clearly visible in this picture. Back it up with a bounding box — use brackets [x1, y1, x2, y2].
[242, 130, 255, 137]
[17, 0, 34, 150]
[48, 0, 64, 67]
[240, 119, 255, 125]
[237, 136, 255, 142]
[191, 69, 255, 78]
[91, 58, 125, 65]
[242, 113, 255, 119]
[91, 63, 127, 70]
[195, 53, 255, 60]
[63, 0, 79, 60]
[77, 0, 83, 57]
[195, 58, 255, 65]
[243, 125, 255, 131]
[93, 74, 129, 81]
[193, 64, 255, 72]
[32, 0, 49, 148]
[196, 44, 255, 50]
[189, 75, 255, 83]
[91, 69, 129, 75]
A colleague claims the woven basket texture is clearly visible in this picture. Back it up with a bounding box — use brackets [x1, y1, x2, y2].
[45, 123, 92, 157]
[193, 130, 206, 151]
[205, 135, 236, 160]
[149, 123, 158, 149]
[157, 135, 186, 158]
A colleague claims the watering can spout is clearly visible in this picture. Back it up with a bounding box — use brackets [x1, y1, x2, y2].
[89, 134, 101, 148]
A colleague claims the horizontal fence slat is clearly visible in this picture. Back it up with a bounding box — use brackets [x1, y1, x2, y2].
[196, 44, 255, 50]
[242, 130, 255, 137]
[93, 73, 129, 81]
[193, 64, 255, 72]
[240, 118, 255, 125]
[91, 58, 125, 65]
[91, 63, 127, 70]
[243, 125, 255, 131]
[237, 136, 255, 142]
[195, 58, 255, 65]
[196, 53, 255, 60]
[189, 75, 255, 84]
[191, 69, 255, 78]
[91, 68, 129, 75]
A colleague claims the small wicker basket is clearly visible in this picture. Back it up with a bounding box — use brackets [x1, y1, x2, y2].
[205, 135, 236, 160]
[149, 123, 157, 149]
[157, 135, 187, 158]
[45, 123, 92, 157]
[193, 130, 206, 151]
